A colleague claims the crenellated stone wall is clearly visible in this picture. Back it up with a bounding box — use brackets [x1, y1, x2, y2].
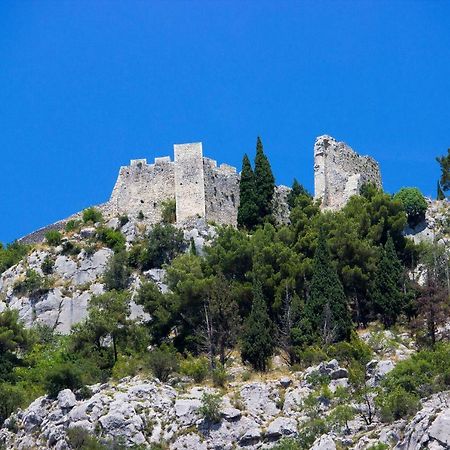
[314, 135, 382, 210]
[109, 157, 176, 222]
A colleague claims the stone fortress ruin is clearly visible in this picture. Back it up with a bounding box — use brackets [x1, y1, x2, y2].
[108, 142, 240, 226]
[313, 135, 382, 210]
[19, 136, 382, 243]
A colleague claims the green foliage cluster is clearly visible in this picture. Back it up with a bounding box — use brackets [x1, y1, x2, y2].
[0, 241, 29, 275]
[199, 392, 222, 423]
[83, 207, 103, 224]
[13, 269, 52, 297]
[238, 137, 275, 229]
[45, 230, 62, 246]
[96, 227, 126, 252]
[377, 343, 450, 421]
[161, 199, 176, 224]
[130, 223, 184, 270]
[394, 187, 428, 227]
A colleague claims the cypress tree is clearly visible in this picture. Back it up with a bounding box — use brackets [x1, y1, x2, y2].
[254, 137, 275, 221]
[306, 228, 352, 343]
[237, 154, 259, 229]
[241, 280, 274, 371]
[371, 235, 404, 327]
[437, 181, 445, 200]
[287, 178, 310, 209]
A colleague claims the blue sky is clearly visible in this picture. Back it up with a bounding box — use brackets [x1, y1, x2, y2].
[1, 1, 449, 243]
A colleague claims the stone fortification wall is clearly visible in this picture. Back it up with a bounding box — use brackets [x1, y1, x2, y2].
[174, 143, 206, 222]
[314, 135, 382, 210]
[109, 157, 175, 222]
[203, 158, 240, 226]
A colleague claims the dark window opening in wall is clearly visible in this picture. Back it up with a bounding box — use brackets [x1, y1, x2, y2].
[140, 200, 144, 204]
[214, 187, 217, 196]
[180, 183, 183, 185]
[231, 194, 235, 206]
[153, 202, 157, 208]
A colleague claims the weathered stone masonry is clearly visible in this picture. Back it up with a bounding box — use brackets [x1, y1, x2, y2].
[314, 135, 382, 210]
[109, 142, 240, 226]
[19, 135, 382, 244]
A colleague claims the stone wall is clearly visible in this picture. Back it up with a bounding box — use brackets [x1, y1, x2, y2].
[109, 157, 175, 222]
[203, 158, 240, 226]
[314, 135, 382, 210]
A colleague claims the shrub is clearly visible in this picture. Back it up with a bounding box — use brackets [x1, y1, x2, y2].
[180, 355, 209, 383]
[377, 386, 420, 423]
[148, 344, 179, 382]
[394, 187, 428, 227]
[119, 215, 129, 227]
[0, 241, 29, 274]
[66, 427, 104, 450]
[45, 230, 62, 246]
[161, 199, 176, 224]
[96, 227, 126, 252]
[61, 241, 82, 256]
[41, 256, 54, 275]
[271, 439, 301, 450]
[83, 207, 103, 224]
[199, 392, 222, 423]
[44, 362, 84, 398]
[103, 251, 130, 291]
[0, 383, 24, 425]
[212, 365, 228, 388]
[65, 219, 81, 232]
[13, 269, 50, 297]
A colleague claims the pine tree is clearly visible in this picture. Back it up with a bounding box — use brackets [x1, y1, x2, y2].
[436, 149, 450, 196]
[241, 280, 274, 371]
[237, 154, 259, 229]
[306, 228, 352, 343]
[371, 235, 404, 327]
[254, 137, 275, 222]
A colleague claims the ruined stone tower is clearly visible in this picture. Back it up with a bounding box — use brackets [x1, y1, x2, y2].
[314, 135, 382, 210]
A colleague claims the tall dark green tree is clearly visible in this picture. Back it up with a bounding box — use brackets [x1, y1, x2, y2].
[436, 149, 450, 198]
[237, 154, 258, 229]
[254, 137, 275, 222]
[241, 280, 274, 371]
[306, 229, 352, 343]
[371, 235, 404, 327]
[287, 178, 310, 209]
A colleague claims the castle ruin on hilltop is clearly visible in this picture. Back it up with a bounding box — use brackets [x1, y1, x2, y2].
[314, 135, 382, 210]
[108, 142, 240, 226]
[19, 136, 381, 243]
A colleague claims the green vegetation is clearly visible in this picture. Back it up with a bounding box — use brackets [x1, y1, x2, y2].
[241, 281, 274, 371]
[394, 187, 428, 227]
[13, 269, 51, 297]
[45, 229, 62, 246]
[237, 153, 258, 229]
[96, 226, 126, 252]
[436, 148, 450, 199]
[161, 199, 176, 224]
[83, 207, 103, 224]
[199, 392, 222, 423]
[0, 241, 29, 274]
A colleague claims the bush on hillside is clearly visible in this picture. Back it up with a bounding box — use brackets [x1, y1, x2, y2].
[394, 187, 428, 227]
[45, 230, 62, 246]
[82, 207, 103, 224]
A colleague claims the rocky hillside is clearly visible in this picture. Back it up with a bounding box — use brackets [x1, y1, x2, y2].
[2, 190, 450, 450]
[0, 334, 436, 450]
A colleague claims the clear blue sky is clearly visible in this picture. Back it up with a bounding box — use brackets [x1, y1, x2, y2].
[1, 1, 449, 244]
